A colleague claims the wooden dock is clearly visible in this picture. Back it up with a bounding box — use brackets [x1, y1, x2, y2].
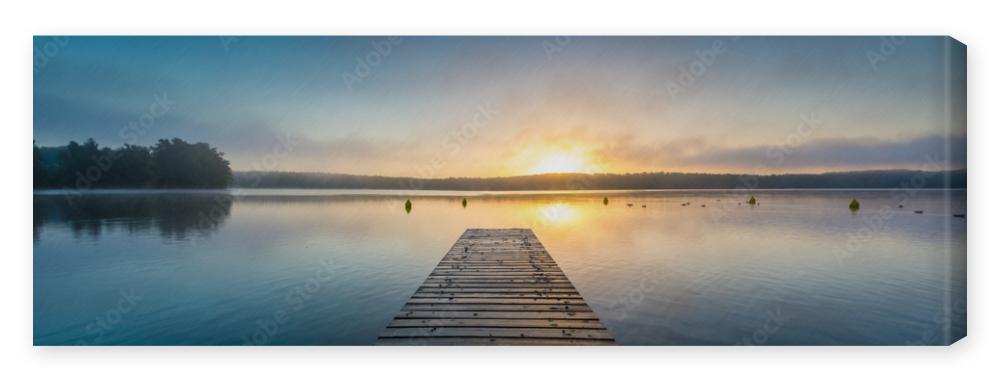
[376, 228, 614, 345]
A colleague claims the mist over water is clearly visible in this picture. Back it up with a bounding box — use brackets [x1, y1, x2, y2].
[33, 189, 966, 345]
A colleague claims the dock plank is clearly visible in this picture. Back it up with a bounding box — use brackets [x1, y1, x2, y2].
[377, 228, 614, 345]
[395, 310, 599, 320]
[374, 337, 614, 346]
[381, 327, 613, 340]
[411, 293, 583, 298]
[401, 303, 593, 312]
[388, 318, 607, 329]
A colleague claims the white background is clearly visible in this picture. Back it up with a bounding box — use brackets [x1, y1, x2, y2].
[2, 0, 996, 381]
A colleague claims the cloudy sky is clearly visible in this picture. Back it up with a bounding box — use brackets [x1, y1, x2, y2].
[33, 36, 966, 176]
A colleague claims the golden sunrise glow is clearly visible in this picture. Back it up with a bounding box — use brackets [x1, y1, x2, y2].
[528, 151, 590, 174]
[536, 203, 580, 226]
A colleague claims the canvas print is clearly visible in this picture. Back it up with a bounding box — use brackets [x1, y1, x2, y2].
[33, 36, 966, 345]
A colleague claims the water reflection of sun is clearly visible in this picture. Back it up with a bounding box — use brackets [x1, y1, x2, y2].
[536, 203, 580, 226]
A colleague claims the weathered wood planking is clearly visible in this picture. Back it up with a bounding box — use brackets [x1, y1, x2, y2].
[376, 228, 614, 345]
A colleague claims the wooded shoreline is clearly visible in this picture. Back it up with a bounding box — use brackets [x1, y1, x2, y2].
[232, 169, 966, 191]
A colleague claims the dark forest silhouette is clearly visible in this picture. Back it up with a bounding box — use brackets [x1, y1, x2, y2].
[34, 138, 232, 189]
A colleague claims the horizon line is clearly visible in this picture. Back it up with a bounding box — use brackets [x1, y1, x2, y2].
[233, 168, 968, 180]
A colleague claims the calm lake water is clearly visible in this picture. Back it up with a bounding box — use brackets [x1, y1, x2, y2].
[33, 189, 966, 345]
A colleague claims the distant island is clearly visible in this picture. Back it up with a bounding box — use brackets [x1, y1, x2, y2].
[234, 169, 966, 190]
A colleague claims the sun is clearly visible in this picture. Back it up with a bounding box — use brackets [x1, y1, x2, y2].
[528, 152, 589, 174]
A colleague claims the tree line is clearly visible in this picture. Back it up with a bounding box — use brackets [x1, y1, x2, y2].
[34, 138, 232, 189]
[234, 169, 966, 190]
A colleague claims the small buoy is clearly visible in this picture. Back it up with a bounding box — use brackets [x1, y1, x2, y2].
[849, 198, 860, 210]
[627, 203, 633, 207]
[404, 199, 412, 213]
[748, 196, 756, 205]
[462, 198, 468, 208]
[898, 204, 904, 208]
[701, 204, 706, 208]
[641, 204, 646, 208]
